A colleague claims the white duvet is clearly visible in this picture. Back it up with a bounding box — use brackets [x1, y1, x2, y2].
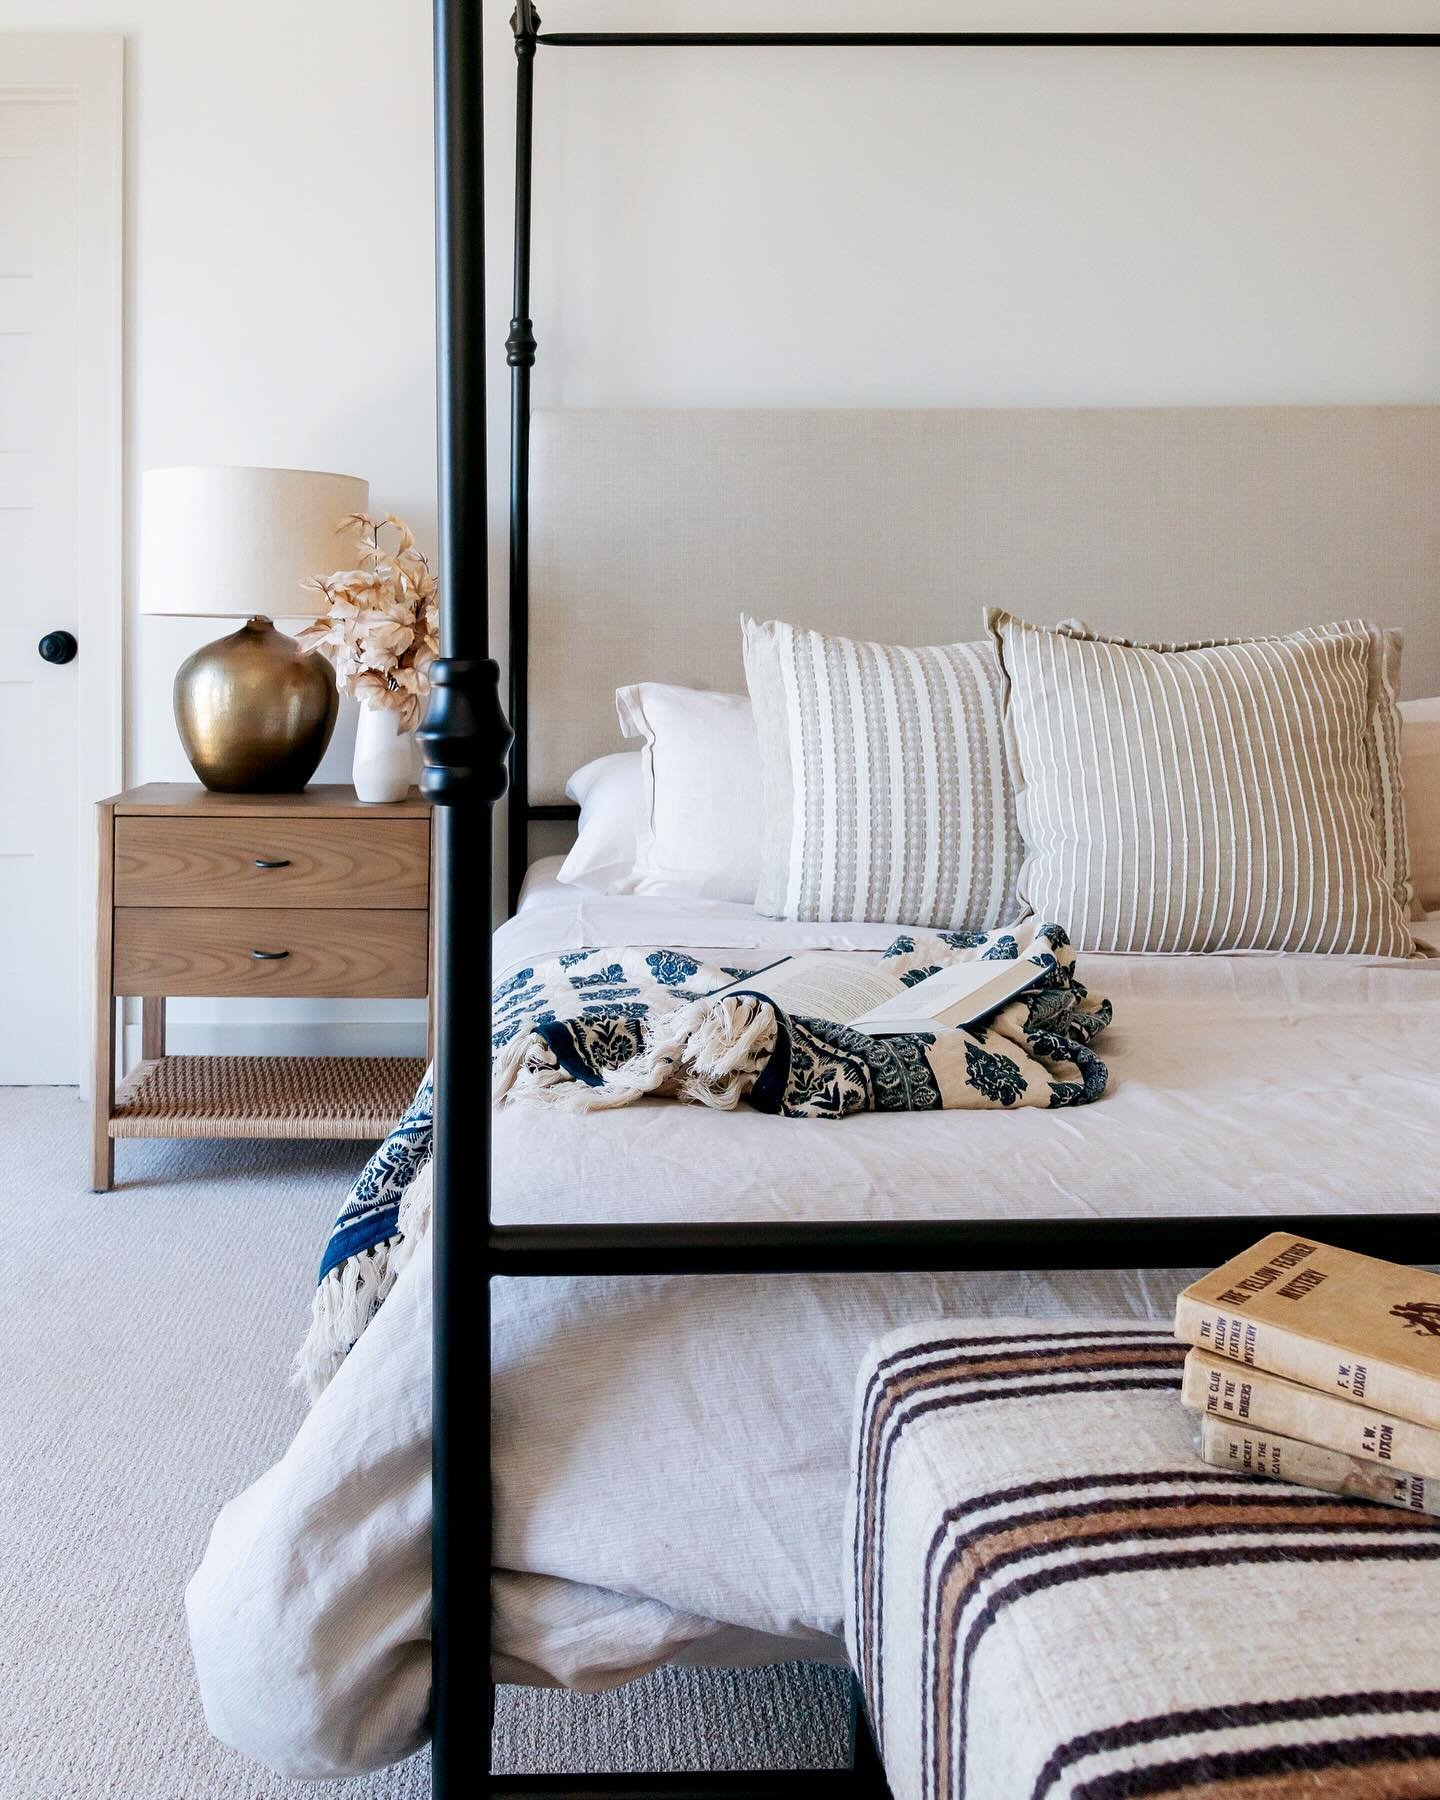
[186, 865, 1440, 1778]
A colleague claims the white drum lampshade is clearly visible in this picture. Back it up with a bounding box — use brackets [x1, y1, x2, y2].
[140, 466, 369, 619]
[140, 466, 369, 793]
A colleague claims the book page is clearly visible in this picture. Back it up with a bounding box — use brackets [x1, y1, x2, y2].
[852, 960, 1041, 1035]
[713, 952, 906, 1024]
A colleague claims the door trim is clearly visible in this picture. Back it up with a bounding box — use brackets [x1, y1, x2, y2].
[2, 36, 123, 1090]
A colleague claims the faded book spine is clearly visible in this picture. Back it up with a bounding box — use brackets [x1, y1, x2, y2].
[1197, 1415, 1440, 1517]
[1181, 1349, 1440, 1479]
[1174, 1293, 1440, 1428]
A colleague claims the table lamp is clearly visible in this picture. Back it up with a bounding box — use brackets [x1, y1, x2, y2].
[140, 466, 369, 792]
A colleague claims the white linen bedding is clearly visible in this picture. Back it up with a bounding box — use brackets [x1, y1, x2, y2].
[186, 864, 1440, 1779]
[496, 862, 1440, 1228]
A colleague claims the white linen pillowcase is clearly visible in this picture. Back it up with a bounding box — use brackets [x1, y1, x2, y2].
[1401, 697, 1440, 914]
[614, 683, 764, 904]
[556, 751, 644, 893]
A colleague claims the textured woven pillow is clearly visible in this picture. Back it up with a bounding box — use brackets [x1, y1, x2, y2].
[989, 611, 1414, 957]
[742, 616, 1023, 930]
[1053, 617, 1414, 923]
[1401, 697, 1440, 914]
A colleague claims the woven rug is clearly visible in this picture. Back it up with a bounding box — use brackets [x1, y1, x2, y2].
[1, 1087, 847, 1797]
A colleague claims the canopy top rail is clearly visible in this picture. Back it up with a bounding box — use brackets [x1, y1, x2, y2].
[523, 24, 1440, 50]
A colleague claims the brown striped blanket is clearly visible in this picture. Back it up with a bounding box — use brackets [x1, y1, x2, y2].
[846, 1322, 1440, 1800]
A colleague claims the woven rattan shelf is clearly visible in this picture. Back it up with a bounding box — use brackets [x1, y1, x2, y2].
[109, 1054, 426, 1141]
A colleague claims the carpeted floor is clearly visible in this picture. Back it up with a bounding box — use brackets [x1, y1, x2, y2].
[0, 1086, 848, 1798]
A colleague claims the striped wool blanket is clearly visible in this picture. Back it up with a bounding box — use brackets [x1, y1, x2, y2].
[847, 1321, 1440, 1800]
[296, 923, 1110, 1397]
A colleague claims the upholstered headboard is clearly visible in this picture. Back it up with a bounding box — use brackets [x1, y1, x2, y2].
[527, 406, 1440, 804]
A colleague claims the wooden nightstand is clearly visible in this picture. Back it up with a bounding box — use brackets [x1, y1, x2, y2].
[92, 783, 432, 1191]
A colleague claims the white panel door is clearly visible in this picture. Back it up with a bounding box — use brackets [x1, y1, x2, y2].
[0, 94, 82, 1082]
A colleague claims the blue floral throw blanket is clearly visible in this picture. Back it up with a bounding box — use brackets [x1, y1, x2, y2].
[297, 920, 1110, 1396]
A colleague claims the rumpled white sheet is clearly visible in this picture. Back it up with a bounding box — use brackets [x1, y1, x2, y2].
[186, 867, 1440, 1778]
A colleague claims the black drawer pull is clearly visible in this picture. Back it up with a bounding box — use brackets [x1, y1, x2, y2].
[250, 948, 290, 960]
[253, 858, 291, 869]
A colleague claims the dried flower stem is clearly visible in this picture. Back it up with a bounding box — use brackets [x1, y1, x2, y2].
[296, 515, 440, 731]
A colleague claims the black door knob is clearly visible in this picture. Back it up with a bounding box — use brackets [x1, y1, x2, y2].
[38, 631, 78, 666]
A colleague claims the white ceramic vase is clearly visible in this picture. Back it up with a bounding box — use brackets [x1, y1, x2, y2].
[352, 704, 415, 803]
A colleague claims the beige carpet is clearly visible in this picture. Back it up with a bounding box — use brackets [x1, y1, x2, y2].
[0, 1087, 847, 1798]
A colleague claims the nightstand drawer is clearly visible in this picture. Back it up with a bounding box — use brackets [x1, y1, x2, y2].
[113, 908, 429, 998]
[114, 817, 430, 909]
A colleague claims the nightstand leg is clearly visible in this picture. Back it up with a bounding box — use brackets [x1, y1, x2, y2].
[142, 997, 165, 1062]
[91, 1008, 115, 1192]
[92, 803, 116, 1192]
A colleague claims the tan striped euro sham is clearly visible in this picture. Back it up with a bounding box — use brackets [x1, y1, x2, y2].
[989, 611, 1415, 957]
[1054, 616, 1415, 922]
[743, 616, 1023, 930]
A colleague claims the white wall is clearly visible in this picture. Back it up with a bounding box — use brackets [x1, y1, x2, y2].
[18, 0, 1440, 1048]
[517, 0, 1440, 422]
[11, 0, 438, 1055]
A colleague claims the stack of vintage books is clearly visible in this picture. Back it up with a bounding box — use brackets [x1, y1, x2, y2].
[1175, 1232, 1440, 1516]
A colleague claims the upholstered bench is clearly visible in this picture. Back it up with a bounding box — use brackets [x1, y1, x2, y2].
[845, 1321, 1440, 1800]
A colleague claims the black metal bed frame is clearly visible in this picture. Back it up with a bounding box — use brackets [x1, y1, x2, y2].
[419, 13, 1440, 1796]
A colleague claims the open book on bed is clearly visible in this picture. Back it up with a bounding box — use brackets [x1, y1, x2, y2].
[713, 951, 1042, 1036]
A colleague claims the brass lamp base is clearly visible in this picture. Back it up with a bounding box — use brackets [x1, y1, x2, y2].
[174, 617, 338, 793]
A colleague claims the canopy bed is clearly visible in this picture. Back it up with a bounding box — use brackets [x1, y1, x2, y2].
[274, 10, 1440, 1794]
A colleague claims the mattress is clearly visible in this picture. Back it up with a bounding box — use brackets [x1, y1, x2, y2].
[496, 860, 1440, 1227]
[185, 867, 1440, 1779]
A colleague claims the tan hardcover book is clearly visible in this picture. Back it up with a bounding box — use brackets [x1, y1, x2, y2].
[1173, 1233, 1440, 1428]
[1181, 1348, 1440, 1478]
[1197, 1414, 1440, 1517]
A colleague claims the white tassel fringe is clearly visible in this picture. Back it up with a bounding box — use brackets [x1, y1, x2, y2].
[293, 1159, 436, 1403]
[492, 995, 778, 1115]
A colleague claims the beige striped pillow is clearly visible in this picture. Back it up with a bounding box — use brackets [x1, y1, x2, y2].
[1402, 698, 1440, 914]
[989, 611, 1414, 956]
[743, 616, 1023, 929]
[1053, 617, 1414, 922]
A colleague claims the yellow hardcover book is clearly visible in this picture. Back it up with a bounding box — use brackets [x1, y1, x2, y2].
[1174, 1233, 1440, 1429]
[1182, 1348, 1440, 1478]
[1197, 1414, 1440, 1517]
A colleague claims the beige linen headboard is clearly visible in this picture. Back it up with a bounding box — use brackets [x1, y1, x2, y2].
[527, 405, 1440, 805]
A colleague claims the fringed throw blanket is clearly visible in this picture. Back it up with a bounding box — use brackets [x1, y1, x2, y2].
[297, 921, 1110, 1397]
[493, 920, 1109, 1116]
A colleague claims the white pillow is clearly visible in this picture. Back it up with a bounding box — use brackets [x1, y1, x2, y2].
[556, 751, 644, 892]
[614, 683, 762, 903]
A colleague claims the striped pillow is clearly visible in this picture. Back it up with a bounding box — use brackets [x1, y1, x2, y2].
[989, 610, 1415, 957]
[743, 616, 1022, 930]
[1402, 698, 1440, 914]
[1054, 617, 1414, 923]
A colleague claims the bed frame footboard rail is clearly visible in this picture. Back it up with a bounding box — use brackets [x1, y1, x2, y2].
[488, 1776, 885, 1798]
[488, 1216, 1440, 1279]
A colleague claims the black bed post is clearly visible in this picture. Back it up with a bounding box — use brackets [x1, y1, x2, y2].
[506, 2, 538, 913]
[423, 0, 511, 1794]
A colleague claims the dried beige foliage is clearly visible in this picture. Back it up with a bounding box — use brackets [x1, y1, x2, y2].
[297, 514, 440, 731]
